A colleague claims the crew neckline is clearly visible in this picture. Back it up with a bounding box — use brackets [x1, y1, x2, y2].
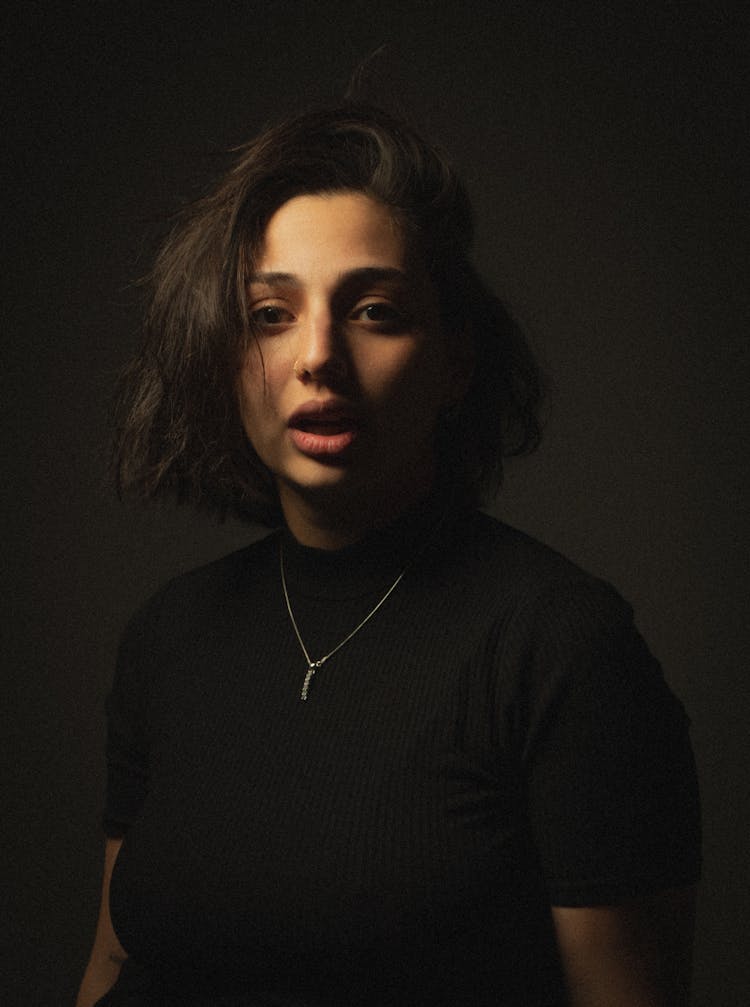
[278, 481, 466, 601]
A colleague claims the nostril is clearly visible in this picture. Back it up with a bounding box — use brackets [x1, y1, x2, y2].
[293, 355, 348, 382]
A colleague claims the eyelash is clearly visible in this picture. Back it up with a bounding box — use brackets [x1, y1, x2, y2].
[352, 302, 403, 325]
[251, 305, 292, 328]
[249, 300, 406, 332]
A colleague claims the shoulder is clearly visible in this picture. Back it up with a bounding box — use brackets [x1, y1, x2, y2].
[165, 528, 279, 597]
[440, 508, 632, 630]
[119, 530, 280, 644]
[412, 510, 646, 721]
[446, 508, 597, 581]
[470, 513, 652, 673]
[439, 511, 674, 746]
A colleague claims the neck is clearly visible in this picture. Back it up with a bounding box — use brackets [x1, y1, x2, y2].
[278, 466, 437, 550]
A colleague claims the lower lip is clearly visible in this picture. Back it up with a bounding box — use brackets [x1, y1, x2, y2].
[289, 426, 359, 458]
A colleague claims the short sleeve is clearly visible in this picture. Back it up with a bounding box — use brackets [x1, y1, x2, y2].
[514, 577, 701, 906]
[103, 592, 164, 837]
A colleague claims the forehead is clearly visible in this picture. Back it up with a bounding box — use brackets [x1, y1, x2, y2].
[256, 192, 410, 272]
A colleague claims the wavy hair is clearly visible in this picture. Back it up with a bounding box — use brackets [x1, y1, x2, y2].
[114, 104, 543, 524]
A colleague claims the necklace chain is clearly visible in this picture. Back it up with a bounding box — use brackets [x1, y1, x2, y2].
[279, 543, 407, 701]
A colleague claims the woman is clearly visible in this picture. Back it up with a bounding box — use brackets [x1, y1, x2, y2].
[77, 105, 701, 1006]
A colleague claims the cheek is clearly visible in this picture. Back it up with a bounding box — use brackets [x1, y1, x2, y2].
[360, 345, 450, 448]
[236, 353, 269, 439]
[378, 341, 450, 412]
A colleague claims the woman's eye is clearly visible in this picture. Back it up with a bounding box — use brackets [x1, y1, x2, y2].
[251, 305, 292, 328]
[353, 302, 404, 328]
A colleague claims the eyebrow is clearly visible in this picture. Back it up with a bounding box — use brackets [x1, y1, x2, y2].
[247, 266, 410, 287]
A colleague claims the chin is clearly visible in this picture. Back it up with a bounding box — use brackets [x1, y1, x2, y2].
[280, 458, 358, 493]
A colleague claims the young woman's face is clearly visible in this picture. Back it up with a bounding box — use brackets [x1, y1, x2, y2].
[237, 191, 465, 528]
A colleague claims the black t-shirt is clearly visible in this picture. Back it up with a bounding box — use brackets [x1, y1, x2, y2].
[101, 503, 701, 1005]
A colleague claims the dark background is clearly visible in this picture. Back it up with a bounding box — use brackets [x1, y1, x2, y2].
[3, 2, 748, 1004]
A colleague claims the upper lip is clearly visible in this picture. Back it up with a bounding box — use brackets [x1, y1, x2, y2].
[288, 399, 360, 428]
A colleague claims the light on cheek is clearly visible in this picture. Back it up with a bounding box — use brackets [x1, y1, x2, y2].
[238, 338, 269, 393]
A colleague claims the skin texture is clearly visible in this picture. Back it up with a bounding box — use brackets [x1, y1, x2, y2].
[237, 191, 469, 549]
[75, 838, 126, 1007]
[551, 888, 697, 1006]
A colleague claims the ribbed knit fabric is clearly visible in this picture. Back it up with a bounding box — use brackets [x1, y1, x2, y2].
[101, 498, 701, 1006]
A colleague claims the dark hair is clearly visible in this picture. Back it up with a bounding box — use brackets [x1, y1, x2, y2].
[114, 104, 543, 525]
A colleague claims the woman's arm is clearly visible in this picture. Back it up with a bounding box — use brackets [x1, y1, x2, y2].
[551, 885, 697, 1007]
[75, 837, 127, 1007]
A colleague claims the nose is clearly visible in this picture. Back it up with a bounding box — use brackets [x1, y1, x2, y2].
[293, 306, 347, 383]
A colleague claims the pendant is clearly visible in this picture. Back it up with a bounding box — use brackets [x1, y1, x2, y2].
[300, 663, 317, 701]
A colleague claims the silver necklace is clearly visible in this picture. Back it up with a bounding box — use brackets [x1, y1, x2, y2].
[279, 543, 407, 701]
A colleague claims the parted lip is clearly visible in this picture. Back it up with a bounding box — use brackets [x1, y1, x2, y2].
[287, 399, 360, 428]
